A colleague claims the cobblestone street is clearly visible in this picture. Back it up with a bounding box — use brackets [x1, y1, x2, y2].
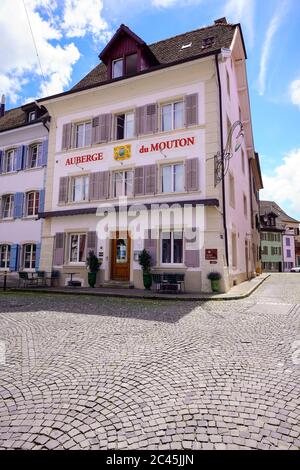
[0, 273, 299, 450]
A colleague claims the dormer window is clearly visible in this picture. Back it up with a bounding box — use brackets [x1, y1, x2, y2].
[28, 111, 36, 122]
[112, 58, 123, 78]
[125, 53, 137, 75]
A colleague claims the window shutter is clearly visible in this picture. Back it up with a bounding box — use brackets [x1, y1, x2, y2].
[135, 106, 144, 136]
[89, 171, 109, 200]
[185, 158, 199, 191]
[87, 231, 98, 254]
[0, 150, 3, 174]
[15, 145, 25, 171]
[58, 176, 69, 204]
[9, 244, 19, 272]
[24, 146, 30, 169]
[144, 164, 157, 195]
[53, 233, 65, 266]
[144, 229, 157, 266]
[14, 192, 24, 218]
[185, 93, 198, 127]
[184, 228, 200, 267]
[102, 171, 110, 199]
[61, 123, 72, 150]
[35, 243, 41, 271]
[41, 139, 48, 166]
[92, 114, 111, 144]
[38, 189, 45, 213]
[145, 103, 157, 134]
[134, 166, 145, 196]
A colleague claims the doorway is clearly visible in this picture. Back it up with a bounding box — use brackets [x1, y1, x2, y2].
[111, 231, 131, 281]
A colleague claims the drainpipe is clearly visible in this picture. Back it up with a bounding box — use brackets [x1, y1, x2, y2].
[215, 53, 229, 267]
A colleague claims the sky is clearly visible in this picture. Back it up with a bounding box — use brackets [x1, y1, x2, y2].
[1, 0, 300, 220]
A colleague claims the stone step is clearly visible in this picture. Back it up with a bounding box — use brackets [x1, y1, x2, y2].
[100, 281, 134, 289]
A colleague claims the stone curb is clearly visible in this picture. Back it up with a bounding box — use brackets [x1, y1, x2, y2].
[3, 275, 270, 302]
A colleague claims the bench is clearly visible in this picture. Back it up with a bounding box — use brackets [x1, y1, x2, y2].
[152, 273, 185, 293]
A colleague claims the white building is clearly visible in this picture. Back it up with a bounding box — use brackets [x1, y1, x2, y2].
[0, 100, 49, 277]
[38, 19, 261, 293]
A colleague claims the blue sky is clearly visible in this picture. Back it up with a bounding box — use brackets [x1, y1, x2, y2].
[1, 0, 300, 220]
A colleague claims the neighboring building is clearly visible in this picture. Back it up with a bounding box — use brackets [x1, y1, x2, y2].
[296, 237, 300, 267]
[249, 152, 263, 273]
[260, 200, 299, 272]
[0, 98, 49, 277]
[37, 19, 261, 293]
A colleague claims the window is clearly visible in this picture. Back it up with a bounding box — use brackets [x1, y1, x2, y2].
[261, 232, 267, 241]
[69, 234, 86, 263]
[1, 194, 14, 219]
[125, 53, 137, 75]
[26, 191, 39, 217]
[271, 247, 281, 256]
[286, 238, 291, 246]
[161, 163, 184, 193]
[0, 245, 10, 269]
[243, 194, 248, 217]
[161, 101, 184, 132]
[262, 246, 268, 255]
[23, 244, 36, 269]
[75, 122, 92, 148]
[161, 231, 183, 264]
[112, 170, 133, 197]
[28, 144, 41, 169]
[241, 148, 245, 174]
[231, 232, 237, 268]
[229, 173, 235, 208]
[71, 175, 89, 202]
[4, 149, 16, 173]
[28, 111, 36, 122]
[112, 58, 123, 78]
[115, 112, 134, 140]
[287, 249, 291, 258]
[202, 37, 214, 49]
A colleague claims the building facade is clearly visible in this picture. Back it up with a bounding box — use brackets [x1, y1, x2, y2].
[260, 200, 299, 272]
[38, 20, 260, 293]
[0, 100, 49, 277]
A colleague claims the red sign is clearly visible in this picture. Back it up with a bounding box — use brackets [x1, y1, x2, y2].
[205, 249, 218, 261]
[139, 136, 195, 154]
[65, 152, 103, 166]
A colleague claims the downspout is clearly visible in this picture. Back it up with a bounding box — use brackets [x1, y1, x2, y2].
[215, 53, 229, 267]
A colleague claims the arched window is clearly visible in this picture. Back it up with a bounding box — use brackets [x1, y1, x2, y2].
[0, 244, 11, 269]
[25, 191, 39, 217]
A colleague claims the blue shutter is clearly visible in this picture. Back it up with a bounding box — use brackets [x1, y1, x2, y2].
[15, 146, 25, 171]
[35, 243, 41, 271]
[38, 189, 45, 213]
[10, 244, 19, 272]
[0, 150, 3, 174]
[14, 192, 24, 218]
[41, 140, 48, 167]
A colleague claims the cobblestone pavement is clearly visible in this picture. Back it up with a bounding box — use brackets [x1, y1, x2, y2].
[0, 273, 299, 450]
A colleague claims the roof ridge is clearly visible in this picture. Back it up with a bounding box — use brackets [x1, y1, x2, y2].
[148, 22, 237, 48]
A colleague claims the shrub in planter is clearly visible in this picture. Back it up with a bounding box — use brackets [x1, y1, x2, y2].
[86, 250, 100, 288]
[207, 271, 222, 293]
[138, 249, 152, 290]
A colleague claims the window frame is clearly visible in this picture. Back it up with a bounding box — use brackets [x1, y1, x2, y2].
[2, 194, 14, 219]
[160, 100, 184, 132]
[114, 111, 135, 140]
[68, 233, 87, 264]
[70, 175, 89, 203]
[0, 244, 11, 269]
[112, 169, 134, 198]
[160, 230, 184, 266]
[25, 191, 40, 217]
[161, 162, 185, 194]
[74, 121, 92, 149]
[112, 58, 124, 79]
[28, 143, 42, 169]
[4, 149, 16, 174]
[23, 243, 36, 270]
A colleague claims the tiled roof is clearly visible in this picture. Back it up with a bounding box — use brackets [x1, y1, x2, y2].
[73, 22, 238, 91]
[0, 107, 27, 133]
[260, 200, 300, 225]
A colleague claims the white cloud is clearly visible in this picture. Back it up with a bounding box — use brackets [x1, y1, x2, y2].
[224, 0, 255, 49]
[62, 0, 111, 43]
[290, 79, 300, 109]
[260, 148, 300, 220]
[258, 1, 288, 96]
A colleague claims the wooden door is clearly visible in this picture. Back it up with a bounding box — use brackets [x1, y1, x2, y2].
[111, 231, 131, 281]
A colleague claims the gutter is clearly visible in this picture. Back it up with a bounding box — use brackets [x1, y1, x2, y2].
[215, 53, 229, 267]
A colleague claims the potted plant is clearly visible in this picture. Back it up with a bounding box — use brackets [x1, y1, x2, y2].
[138, 249, 152, 290]
[207, 271, 222, 293]
[86, 250, 100, 288]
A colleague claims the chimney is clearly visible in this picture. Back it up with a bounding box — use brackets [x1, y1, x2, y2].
[0, 94, 5, 118]
[214, 17, 228, 25]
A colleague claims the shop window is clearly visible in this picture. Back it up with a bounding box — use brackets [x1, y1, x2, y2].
[25, 191, 39, 217]
[0, 244, 10, 269]
[161, 101, 184, 132]
[1, 194, 14, 219]
[161, 163, 184, 193]
[23, 244, 36, 269]
[112, 170, 133, 197]
[74, 121, 92, 148]
[71, 175, 89, 202]
[115, 112, 134, 140]
[161, 231, 183, 264]
[69, 234, 86, 263]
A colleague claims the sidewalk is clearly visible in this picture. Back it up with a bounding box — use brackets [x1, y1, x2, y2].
[6, 274, 270, 301]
